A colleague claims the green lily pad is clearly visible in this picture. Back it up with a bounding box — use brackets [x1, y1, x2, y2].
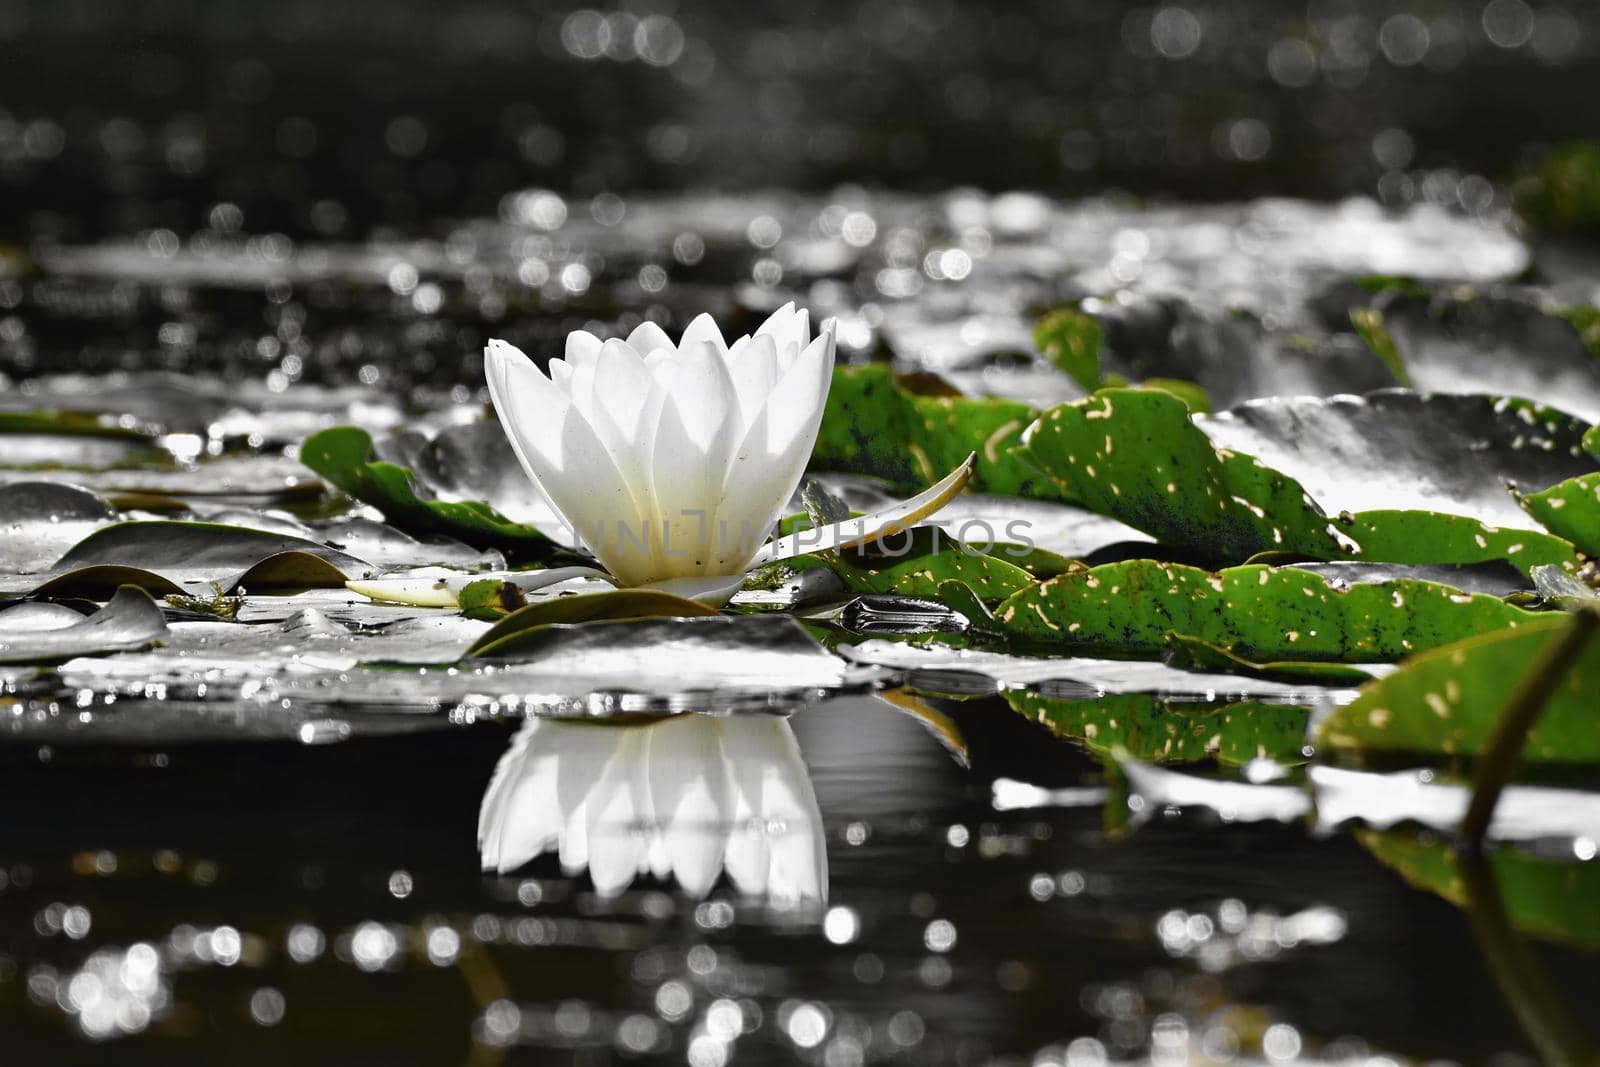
[1516, 473, 1600, 555]
[1018, 389, 1349, 564]
[300, 425, 561, 562]
[782, 528, 1040, 603]
[0, 585, 168, 664]
[1034, 305, 1103, 391]
[993, 560, 1539, 662]
[1006, 690, 1312, 766]
[466, 589, 721, 658]
[1340, 510, 1580, 578]
[1358, 829, 1600, 948]
[1161, 632, 1376, 686]
[1317, 614, 1600, 763]
[814, 365, 1051, 498]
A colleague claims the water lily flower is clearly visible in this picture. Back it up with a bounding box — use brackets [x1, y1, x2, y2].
[484, 304, 972, 598]
[479, 713, 827, 904]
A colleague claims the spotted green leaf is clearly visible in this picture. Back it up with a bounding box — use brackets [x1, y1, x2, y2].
[1017, 389, 1350, 564]
[1317, 614, 1600, 763]
[814, 365, 1051, 498]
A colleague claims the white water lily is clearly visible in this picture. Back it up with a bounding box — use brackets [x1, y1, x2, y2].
[484, 304, 972, 595]
[479, 714, 827, 904]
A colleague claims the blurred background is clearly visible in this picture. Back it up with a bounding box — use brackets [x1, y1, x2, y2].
[1, 0, 1594, 243]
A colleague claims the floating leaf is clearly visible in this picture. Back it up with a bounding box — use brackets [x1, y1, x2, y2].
[1339, 510, 1579, 578]
[1317, 614, 1600, 763]
[1516, 472, 1600, 555]
[814, 365, 1051, 498]
[0, 586, 167, 664]
[781, 528, 1039, 603]
[467, 590, 722, 658]
[1006, 690, 1312, 766]
[1018, 389, 1349, 563]
[32, 520, 373, 595]
[1357, 286, 1600, 421]
[300, 425, 562, 562]
[1034, 305, 1103, 391]
[1358, 829, 1600, 948]
[994, 560, 1539, 662]
[1197, 391, 1598, 532]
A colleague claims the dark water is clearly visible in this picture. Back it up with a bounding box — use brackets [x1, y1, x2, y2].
[2, 696, 1590, 1065]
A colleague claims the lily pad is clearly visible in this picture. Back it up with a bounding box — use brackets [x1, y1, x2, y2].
[1355, 286, 1600, 421]
[48, 521, 373, 593]
[781, 528, 1040, 603]
[814, 365, 1051, 498]
[1034, 305, 1104, 391]
[1516, 472, 1600, 555]
[1337, 510, 1580, 578]
[1196, 391, 1598, 532]
[0, 585, 167, 664]
[1018, 388, 1349, 563]
[467, 590, 723, 657]
[299, 425, 562, 562]
[993, 560, 1539, 662]
[1317, 614, 1600, 764]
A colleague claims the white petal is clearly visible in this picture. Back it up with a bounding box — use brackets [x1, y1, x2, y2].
[485, 340, 643, 564]
[547, 357, 573, 391]
[484, 340, 570, 530]
[631, 342, 743, 583]
[626, 320, 675, 359]
[754, 453, 975, 565]
[566, 331, 603, 364]
[709, 325, 836, 570]
[586, 339, 662, 509]
[765, 325, 836, 459]
[677, 312, 728, 356]
[727, 333, 778, 433]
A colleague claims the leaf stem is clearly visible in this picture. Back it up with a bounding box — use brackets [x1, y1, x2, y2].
[1461, 607, 1600, 845]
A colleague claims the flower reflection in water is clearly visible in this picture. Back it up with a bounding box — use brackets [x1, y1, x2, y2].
[479, 713, 826, 905]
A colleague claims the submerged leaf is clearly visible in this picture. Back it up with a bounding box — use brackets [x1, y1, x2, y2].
[1317, 614, 1600, 763]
